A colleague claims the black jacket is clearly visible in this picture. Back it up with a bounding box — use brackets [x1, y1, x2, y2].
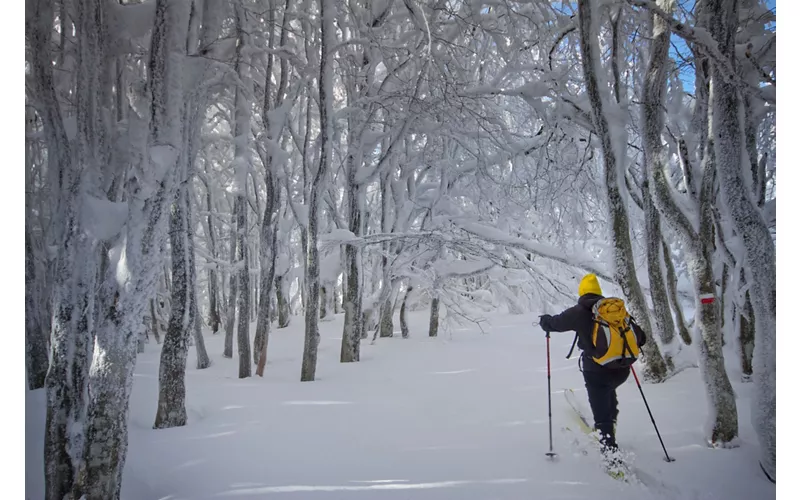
[547, 293, 646, 372]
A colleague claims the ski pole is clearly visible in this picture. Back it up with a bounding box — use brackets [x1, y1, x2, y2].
[545, 330, 556, 459]
[630, 365, 675, 462]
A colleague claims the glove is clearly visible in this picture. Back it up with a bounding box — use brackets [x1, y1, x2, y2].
[539, 314, 553, 332]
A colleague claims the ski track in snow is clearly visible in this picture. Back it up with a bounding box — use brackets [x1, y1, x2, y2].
[25, 311, 774, 500]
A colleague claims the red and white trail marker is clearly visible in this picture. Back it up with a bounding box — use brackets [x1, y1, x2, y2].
[699, 293, 715, 304]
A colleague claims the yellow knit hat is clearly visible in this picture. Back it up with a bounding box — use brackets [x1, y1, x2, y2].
[578, 273, 602, 297]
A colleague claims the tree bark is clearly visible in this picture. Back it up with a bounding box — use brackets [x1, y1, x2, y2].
[26, 216, 49, 391]
[276, 275, 290, 328]
[78, 0, 190, 496]
[662, 239, 692, 345]
[223, 210, 237, 358]
[154, 185, 191, 430]
[301, 0, 333, 382]
[428, 295, 440, 337]
[577, 0, 668, 382]
[641, 0, 737, 444]
[643, 179, 676, 370]
[400, 286, 413, 338]
[707, 0, 775, 476]
[205, 190, 221, 333]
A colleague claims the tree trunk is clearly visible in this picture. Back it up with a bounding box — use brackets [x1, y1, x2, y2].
[187, 184, 210, 370]
[206, 190, 221, 333]
[707, 0, 775, 476]
[739, 271, 755, 382]
[400, 286, 413, 338]
[340, 158, 362, 361]
[276, 275, 290, 328]
[720, 262, 730, 347]
[154, 185, 191, 430]
[577, 0, 667, 382]
[223, 210, 237, 358]
[78, 0, 190, 496]
[643, 179, 676, 370]
[428, 295, 440, 337]
[379, 295, 394, 338]
[301, 0, 333, 382]
[662, 239, 692, 345]
[149, 299, 161, 344]
[320, 285, 328, 319]
[641, 0, 737, 444]
[25, 226, 49, 390]
[236, 196, 251, 379]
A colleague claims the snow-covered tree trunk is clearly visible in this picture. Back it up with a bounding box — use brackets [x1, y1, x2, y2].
[576, 0, 667, 382]
[301, 0, 333, 382]
[707, 0, 775, 479]
[223, 210, 237, 358]
[340, 159, 362, 360]
[233, 0, 252, 379]
[378, 171, 394, 338]
[429, 294, 440, 338]
[205, 189, 221, 333]
[276, 275, 290, 328]
[739, 281, 755, 381]
[77, 0, 190, 496]
[25, 148, 48, 390]
[662, 239, 692, 345]
[235, 194, 251, 379]
[154, 177, 191, 430]
[642, 0, 737, 445]
[255, 0, 291, 374]
[186, 176, 210, 370]
[643, 179, 676, 370]
[35, 0, 100, 495]
[400, 286, 413, 339]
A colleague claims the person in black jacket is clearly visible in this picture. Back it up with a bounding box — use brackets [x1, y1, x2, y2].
[538, 273, 646, 455]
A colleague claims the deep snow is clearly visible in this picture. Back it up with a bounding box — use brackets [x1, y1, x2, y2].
[26, 310, 774, 499]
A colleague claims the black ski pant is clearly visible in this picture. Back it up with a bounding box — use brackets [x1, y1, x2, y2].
[582, 366, 630, 451]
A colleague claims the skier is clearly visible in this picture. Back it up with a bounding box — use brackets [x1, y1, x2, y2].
[538, 273, 646, 458]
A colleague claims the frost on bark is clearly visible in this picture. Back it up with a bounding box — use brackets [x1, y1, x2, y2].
[707, 0, 775, 477]
[34, 0, 100, 495]
[428, 295, 440, 337]
[379, 293, 394, 338]
[662, 239, 692, 345]
[340, 166, 362, 361]
[643, 179, 676, 370]
[154, 187, 191, 430]
[400, 286, 413, 338]
[187, 182, 210, 370]
[254, 0, 290, 374]
[236, 196, 251, 379]
[149, 299, 162, 344]
[739, 284, 755, 381]
[223, 210, 237, 358]
[576, 0, 667, 382]
[640, 0, 737, 444]
[276, 275, 291, 328]
[77, 0, 190, 496]
[232, 1, 252, 379]
[319, 286, 328, 318]
[205, 190, 221, 333]
[301, 0, 333, 382]
[26, 220, 49, 390]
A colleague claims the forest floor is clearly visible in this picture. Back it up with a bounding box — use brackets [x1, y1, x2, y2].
[26, 310, 774, 499]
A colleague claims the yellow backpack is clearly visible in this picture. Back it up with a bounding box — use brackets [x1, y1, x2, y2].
[590, 298, 640, 368]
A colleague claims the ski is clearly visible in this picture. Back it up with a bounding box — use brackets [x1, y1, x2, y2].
[563, 388, 634, 483]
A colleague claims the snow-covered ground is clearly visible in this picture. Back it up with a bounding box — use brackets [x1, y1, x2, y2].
[26, 310, 774, 500]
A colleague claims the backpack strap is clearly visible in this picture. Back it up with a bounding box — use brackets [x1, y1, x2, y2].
[565, 333, 579, 359]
